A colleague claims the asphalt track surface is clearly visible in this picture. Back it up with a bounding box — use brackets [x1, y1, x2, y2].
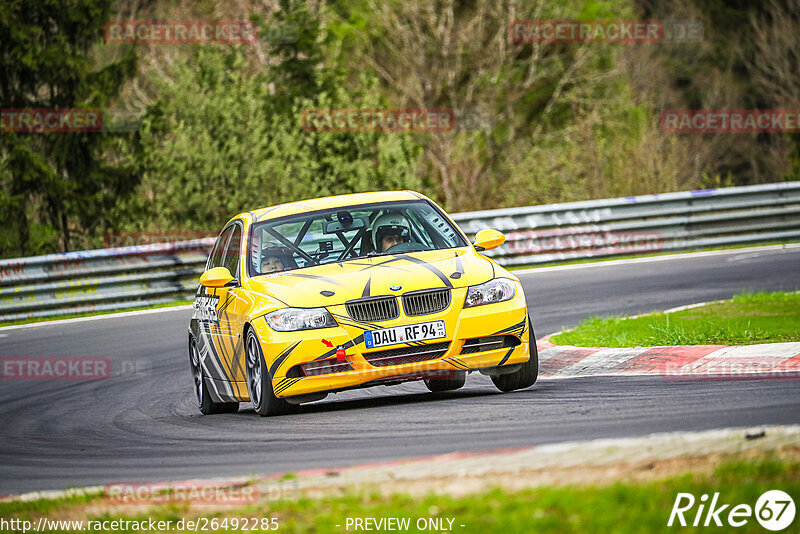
[1, 246, 799, 495]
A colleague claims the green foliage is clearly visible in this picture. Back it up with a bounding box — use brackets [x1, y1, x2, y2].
[2, 455, 798, 533]
[116, 47, 421, 232]
[0, 0, 138, 257]
[3, 0, 799, 258]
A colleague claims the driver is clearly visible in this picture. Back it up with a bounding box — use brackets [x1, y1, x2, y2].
[260, 243, 293, 274]
[372, 213, 411, 252]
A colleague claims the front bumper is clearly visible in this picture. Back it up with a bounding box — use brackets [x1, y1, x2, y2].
[250, 284, 531, 399]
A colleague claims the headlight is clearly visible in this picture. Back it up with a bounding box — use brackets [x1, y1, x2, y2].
[464, 278, 516, 308]
[264, 308, 337, 331]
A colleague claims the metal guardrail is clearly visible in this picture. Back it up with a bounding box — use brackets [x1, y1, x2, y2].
[1, 182, 799, 322]
[0, 240, 214, 322]
[453, 181, 800, 265]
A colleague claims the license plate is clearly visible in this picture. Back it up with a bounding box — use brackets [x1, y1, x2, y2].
[364, 320, 446, 349]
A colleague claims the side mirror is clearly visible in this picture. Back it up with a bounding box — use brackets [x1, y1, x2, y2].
[200, 266, 236, 288]
[473, 229, 505, 252]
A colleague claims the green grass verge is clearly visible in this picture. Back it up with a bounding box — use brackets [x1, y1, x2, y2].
[0, 299, 193, 327]
[0, 456, 797, 533]
[551, 291, 800, 347]
[507, 241, 799, 271]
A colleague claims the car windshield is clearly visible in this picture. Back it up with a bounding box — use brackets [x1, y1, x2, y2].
[248, 200, 467, 276]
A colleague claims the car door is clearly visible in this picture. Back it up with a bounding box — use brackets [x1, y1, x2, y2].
[213, 222, 250, 399]
[193, 225, 238, 401]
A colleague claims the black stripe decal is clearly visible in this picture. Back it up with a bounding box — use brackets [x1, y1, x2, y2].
[396, 254, 453, 288]
[231, 334, 245, 381]
[360, 257, 405, 270]
[272, 378, 289, 393]
[447, 358, 469, 370]
[362, 277, 371, 298]
[211, 322, 237, 382]
[332, 314, 382, 330]
[446, 358, 467, 370]
[202, 334, 227, 382]
[274, 377, 301, 395]
[498, 346, 515, 366]
[354, 257, 413, 273]
[217, 292, 235, 314]
[493, 318, 526, 336]
[269, 341, 301, 377]
[273, 382, 290, 395]
[336, 321, 371, 331]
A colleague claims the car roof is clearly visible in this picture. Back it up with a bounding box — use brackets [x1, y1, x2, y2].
[242, 190, 426, 224]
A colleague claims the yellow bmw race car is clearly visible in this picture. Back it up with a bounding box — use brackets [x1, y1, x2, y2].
[188, 191, 537, 416]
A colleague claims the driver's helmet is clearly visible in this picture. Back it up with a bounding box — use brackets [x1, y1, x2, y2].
[372, 213, 411, 251]
[260, 242, 295, 273]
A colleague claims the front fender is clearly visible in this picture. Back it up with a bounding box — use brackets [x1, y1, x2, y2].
[244, 288, 289, 324]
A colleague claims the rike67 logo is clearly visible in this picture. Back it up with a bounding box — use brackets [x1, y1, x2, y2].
[669, 490, 795, 531]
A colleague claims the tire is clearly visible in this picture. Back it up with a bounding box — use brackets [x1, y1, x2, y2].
[424, 371, 466, 392]
[245, 328, 295, 416]
[491, 319, 539, 392]
[189, 339, 239, 415]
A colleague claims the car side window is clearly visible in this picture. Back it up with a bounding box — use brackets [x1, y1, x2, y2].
[222, 224, 242, 279]
[208, 226, 234, 270]
[402, 209, 436, 248]
[413, 204, 461, 248]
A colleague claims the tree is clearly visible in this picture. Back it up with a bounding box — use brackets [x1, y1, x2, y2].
[0, 0, 137, 257]
[326, 0, 653, 210]
[119, 42, 421, 232]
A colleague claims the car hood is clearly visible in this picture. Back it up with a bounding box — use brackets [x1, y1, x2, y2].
[246, 248, 496, 308]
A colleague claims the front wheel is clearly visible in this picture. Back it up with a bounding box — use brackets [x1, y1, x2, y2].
[245, 329, 294, 416]
[189, 339, 239, 415]
[491, 319, 539, 392]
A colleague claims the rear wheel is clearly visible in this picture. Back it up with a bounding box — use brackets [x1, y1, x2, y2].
[491, 319, 539, 392]
[425, 371, 466, 392]
[189, 339, 239, 414]
[245, 329, 294, 416]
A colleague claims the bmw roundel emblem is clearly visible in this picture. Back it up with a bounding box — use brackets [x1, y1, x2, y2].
[389, 285, 402, 291]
